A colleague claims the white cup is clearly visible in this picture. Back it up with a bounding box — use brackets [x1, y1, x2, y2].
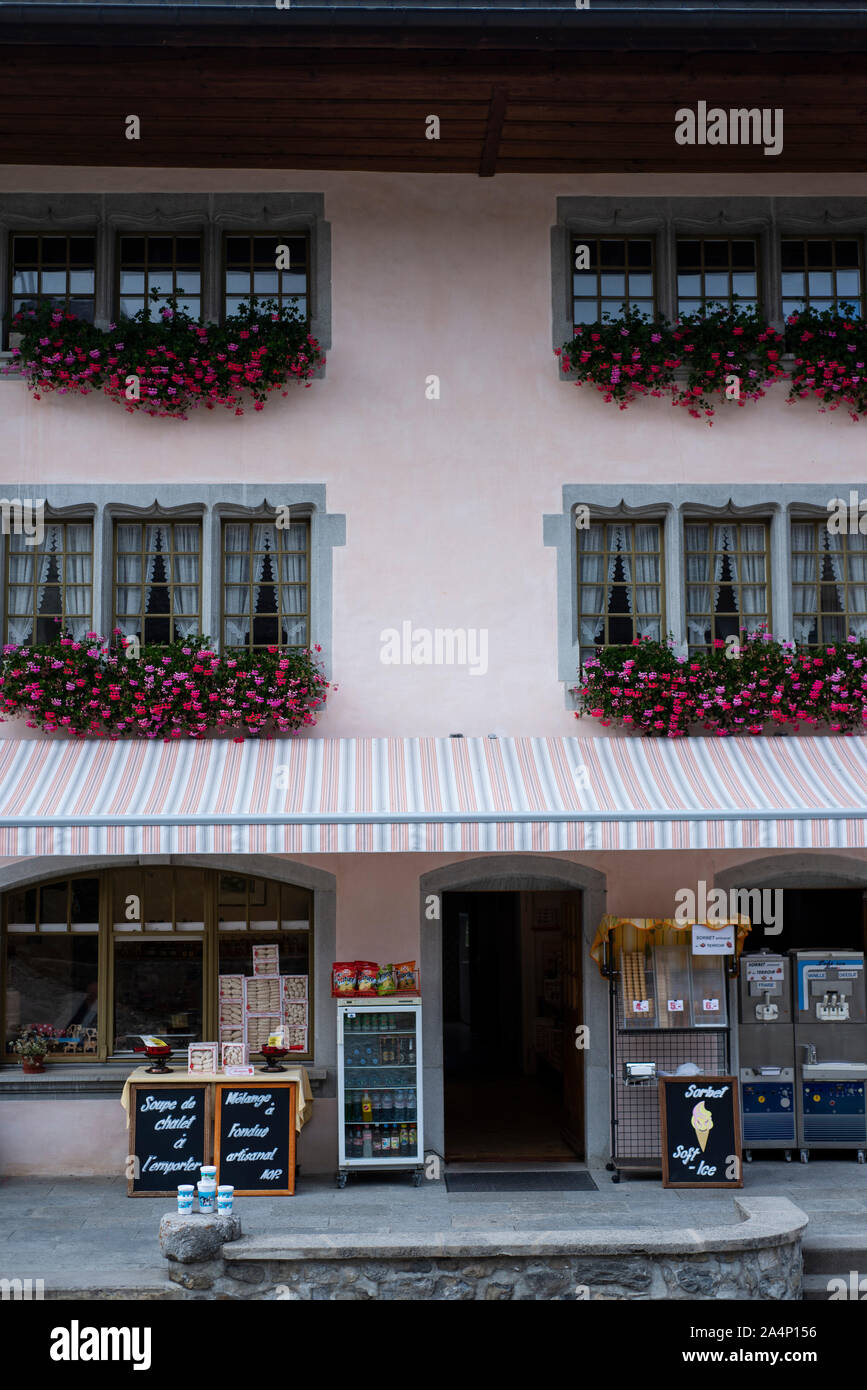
[177, 1184, 194, 1214]
[217, 1184, 234, 1213]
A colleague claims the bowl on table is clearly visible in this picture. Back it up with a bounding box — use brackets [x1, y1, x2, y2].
[260, 1045, 289, 1073]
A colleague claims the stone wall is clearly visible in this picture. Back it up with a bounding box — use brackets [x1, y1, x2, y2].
[158, 1197, 806, 1301]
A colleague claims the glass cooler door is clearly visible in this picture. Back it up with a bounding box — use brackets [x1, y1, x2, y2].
[338, 1002, 423, 1167]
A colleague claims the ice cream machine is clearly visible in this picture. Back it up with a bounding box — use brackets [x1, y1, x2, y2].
[791, 949, 867, 1163]
[738, 952, 796, 1159]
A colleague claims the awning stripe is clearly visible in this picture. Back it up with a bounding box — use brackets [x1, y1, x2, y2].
[0, 734, 865, 854]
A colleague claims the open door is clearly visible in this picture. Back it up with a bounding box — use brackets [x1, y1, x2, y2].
[560, 894, 584, 1156]
[522, 890, 584, 1158]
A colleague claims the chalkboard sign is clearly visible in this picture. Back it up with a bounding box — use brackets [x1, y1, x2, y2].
[659, 1076, 742, 1188]
[215, 1082, 297, 1195]
[128, 1084, 211, 1197]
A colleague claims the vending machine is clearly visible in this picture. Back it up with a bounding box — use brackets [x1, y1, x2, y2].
[737, 951, 796, 1160]
[336, 999, 424, 1186]
[791, 949, 867, 1163]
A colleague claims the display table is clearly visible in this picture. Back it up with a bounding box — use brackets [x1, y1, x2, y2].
[121, 1067, 313, 1197]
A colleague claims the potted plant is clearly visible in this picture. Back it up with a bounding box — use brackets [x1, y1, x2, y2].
[12, 1024, 56, 1073]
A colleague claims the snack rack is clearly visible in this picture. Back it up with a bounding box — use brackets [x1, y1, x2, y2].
[336, 998, 424, 1187]
[603, 920, 735, 1181]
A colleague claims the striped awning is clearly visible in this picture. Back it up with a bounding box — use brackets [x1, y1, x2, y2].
[0, 735, 866, 856]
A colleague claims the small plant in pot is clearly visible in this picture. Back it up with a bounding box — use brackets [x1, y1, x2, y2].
[12, 1024, 56, 1072]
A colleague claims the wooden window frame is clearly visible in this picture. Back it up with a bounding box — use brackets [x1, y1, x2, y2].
[675, 236, 761, 314]
[221, 230, 311, 323]
[115, 231, 203, 322]
[221, 516, 311, 654]
[112, 518, 203, 647]
[576, 518, 666, 659]
[7, 230, 97, 343]
[1, 868, 314, 1064]
[790, 520, 867, 647]
[3, 518, 94, 646]
[570, 234, 657, 328]
[684, 518, 772, 654]
[780, 235, 865, 317]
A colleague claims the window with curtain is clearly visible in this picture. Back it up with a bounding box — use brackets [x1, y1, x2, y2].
[781, 239, 863, 318]
[685, 521, 770, 653]
[9, 234, 96, 332]
[791, 522, 867, 645]
[222, 519, 310, 652]
[117, 235, 201, 319]
[4, 521, 93, 646]
[676, 238, 759, 314]
[223, 234, 309, 321]
[577, 521, 664, 665]
[571, 237, 655, 327]
[113, 521, 201, 646]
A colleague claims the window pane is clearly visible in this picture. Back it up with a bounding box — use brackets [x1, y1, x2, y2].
[5, 936, 99, 1053]
[113, 939, 202, 1053]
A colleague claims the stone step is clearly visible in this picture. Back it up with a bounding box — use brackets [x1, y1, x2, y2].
[802, 1236, 867, 1275]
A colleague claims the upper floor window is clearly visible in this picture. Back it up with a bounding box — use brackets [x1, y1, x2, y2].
[118, 235, 201, 319]
[781, 239, 863, 318]
[577, 520, 664, 664]
[113, 521, 202, 645]
[4, 521, 93, 646]
[222, 519, 310, 652]
[10, 234, 96, 323]
[791, 522, 867, 645]
[571, 237, 655, 327]
[224, 234, 309, 320]
[676, 238, 759, 315]
[685, 521, 769, 653]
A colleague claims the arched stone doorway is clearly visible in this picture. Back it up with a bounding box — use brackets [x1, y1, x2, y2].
[419, 856, 608, 1167]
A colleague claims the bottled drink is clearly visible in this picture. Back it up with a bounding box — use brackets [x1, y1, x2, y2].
[382, 1089, 393, 1122]
[352, 1127, 362, 1157]
[362, 1127, 372, 1159]
[371, 1127, 381, 1156]
[382, 1130, 392, 1154]
[361, 1091, 373, 1123]
[399, 1125, 409, 1153]
[406, 1089, 415, 1121]
[394, 1089, 405, 1123]
[408, 1125, 417, 1155]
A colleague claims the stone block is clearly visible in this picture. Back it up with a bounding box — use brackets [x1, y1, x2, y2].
[159, 1213, 241, 1264]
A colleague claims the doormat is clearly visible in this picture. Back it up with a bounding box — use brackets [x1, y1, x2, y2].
[444, 1171, 598, 1193]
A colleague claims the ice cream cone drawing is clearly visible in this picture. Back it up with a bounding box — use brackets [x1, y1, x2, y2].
[691, 1101, 714, 1152]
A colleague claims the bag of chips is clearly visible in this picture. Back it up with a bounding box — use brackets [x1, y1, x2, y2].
[395, 961, 418, 991]
[356, 961, 379, 994]
[376, 964, 397, 996]
[332, 962, 357, 995]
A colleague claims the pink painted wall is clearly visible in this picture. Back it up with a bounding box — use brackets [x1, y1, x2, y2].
[2, 170, 867, 738]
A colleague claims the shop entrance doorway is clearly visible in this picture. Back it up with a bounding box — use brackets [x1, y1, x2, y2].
[442, 889, 583, 1161]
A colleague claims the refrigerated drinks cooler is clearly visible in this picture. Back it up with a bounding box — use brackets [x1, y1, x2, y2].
[337, 999, 424, 1186]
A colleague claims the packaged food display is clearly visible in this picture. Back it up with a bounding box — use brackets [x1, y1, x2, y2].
[376, 964, 397, 996]
[252, 943, 280, 976]
[188, 1042, 218, 1073]
[620, 948, 654, 1025]
[246, 1014, 281, 1053]
[281, 974, 308, 1002]
[356, 961, 378, 994]
[220, 1041, 248, 1069]
[285, 1025, 308, 1051]
[245, 976, 281, 1013]
[282, 999, 308, 1028]
[332, 962, 357, 994]
[394, 961, 419, 991]
[220, 1027, 243, 1043]
[219, 975, 243, 1000]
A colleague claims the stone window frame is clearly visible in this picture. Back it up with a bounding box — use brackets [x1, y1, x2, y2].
[0, 484, 345, 679]
[543, 484, 864, 692]
[0, 192, 331, 357]
[551, 196, 867, 354]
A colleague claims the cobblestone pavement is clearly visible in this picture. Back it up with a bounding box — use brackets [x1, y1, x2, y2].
[0, 1157, 864, 1292]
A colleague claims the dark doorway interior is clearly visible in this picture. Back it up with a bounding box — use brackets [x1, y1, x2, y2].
[442, 890, 581, 1162]
[760, 888, 867, 954]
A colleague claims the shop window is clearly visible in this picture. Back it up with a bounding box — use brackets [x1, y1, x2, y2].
[3, 876, 100, 1056]
[577, 520, 664, 666]
[9, 233, 96, 337]
[781, 238, 863, 318]
[2, 868, 313, 1061]
[4, 521, 93, 646]
[113, 520, 202, 646]
[222, 519, 310, 652]
[685, 520, 770, 654]
[117, 234, 201, 320]
[571, 236, 655, 327]
[676, 238, 759, 314]
[791, 522, 867, 646]
[223, 233, 309, 321]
